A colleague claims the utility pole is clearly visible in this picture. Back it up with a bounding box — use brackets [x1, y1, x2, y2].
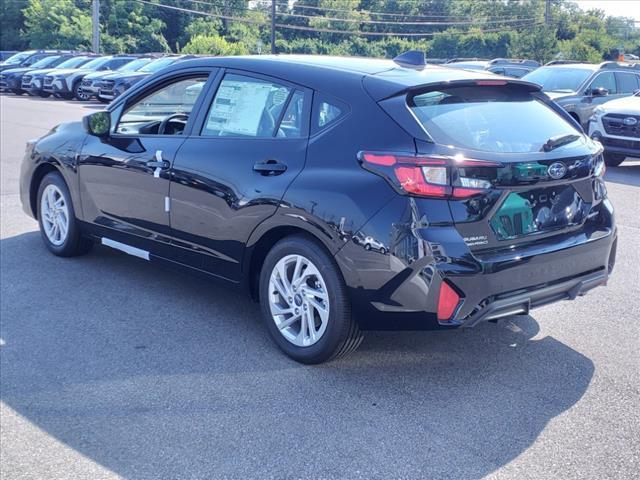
[544, 0, 551, 26]
[271, 0, 276, 54]
[92, 0, 100, 53]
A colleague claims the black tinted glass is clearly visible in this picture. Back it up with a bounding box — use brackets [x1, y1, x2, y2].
[410, 86, 580, 153]
[616, 72, 639, 93]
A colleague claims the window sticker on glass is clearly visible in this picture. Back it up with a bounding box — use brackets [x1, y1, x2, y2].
[205, 78, 290, 137]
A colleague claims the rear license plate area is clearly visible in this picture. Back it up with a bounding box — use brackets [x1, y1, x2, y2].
[490, 185, 591, 240]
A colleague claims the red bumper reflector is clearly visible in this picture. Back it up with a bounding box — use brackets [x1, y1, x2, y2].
[437, 281, 461, 321]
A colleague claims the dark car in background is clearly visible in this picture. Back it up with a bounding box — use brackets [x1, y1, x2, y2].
[523, 62, 640, 128]
[43, 55, 137, 100]
[78, 56, 157, 101]
[0, 51, 18, 61]
[446, 58, 540, 78]
[0, 53, 78, 94]
[20, 54, 615, 363]
[0, 50, 72, 72]
[96, 55, 196, 103]
[21, 55, 99, 97]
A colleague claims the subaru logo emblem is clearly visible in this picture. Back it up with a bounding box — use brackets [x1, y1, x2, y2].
[623, 117, 638, 126]
[548, 162, 567, 179]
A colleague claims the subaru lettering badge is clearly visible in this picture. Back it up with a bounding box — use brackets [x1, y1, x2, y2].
[623, 117, 638, 126]
[548, 162, 567, 179]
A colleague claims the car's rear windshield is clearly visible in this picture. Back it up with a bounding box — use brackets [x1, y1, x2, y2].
[409, 86, 580, 153]
[522, 67, 592, 93]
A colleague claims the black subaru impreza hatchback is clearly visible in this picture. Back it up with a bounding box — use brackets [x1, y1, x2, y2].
[20, 53, 616, 363]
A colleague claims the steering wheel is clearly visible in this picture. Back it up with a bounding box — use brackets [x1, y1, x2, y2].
[158, 113, 189, 135]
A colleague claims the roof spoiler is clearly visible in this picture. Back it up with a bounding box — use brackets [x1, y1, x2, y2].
[393, 50, 426, 70]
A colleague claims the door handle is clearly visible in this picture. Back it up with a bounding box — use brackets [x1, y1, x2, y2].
[146, 160, 170, 169]
[148, 150, 170, 178]
[253, 160, 287, 176]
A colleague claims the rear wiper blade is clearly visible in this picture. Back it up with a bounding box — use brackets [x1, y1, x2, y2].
[541, 133, 580, 152]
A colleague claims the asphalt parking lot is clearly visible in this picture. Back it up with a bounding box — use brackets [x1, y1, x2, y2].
[1, 94, 639, 480]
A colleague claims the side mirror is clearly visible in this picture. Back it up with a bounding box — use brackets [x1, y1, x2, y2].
[591, 87, 608, 97]
[83, 111, 111, 137]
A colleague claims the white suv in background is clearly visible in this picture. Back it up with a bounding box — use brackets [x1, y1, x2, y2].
[589, 91, 640, 166]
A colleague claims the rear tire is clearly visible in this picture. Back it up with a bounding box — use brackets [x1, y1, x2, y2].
[59, 92, 74, 100]
[39, 92, 51, 98]
[259, 235, 363, 364]
[604, 153, 625, 167]
[37, 172, 93, 257]
[10, 88, 24, 95]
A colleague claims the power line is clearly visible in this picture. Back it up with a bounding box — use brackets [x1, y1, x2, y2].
[137, 0, 544, 38]
[275, 10, 542, 26]
[135, 0, 267, 26]
[275, 1, 540, 21]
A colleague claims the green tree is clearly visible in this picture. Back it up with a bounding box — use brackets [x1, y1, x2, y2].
[0, 0, 29, 50]
[181, 34, 247, 56]
[509, 26, 558, 63]
[22, 0, 92, 50]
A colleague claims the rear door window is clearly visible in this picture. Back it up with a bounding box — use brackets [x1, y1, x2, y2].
[615, 72, 639, 93]
[202, 73, 295, 137]
[409, 86, 580, 153]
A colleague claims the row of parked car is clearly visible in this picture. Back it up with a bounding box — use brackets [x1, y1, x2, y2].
[0, 50, 196, 103]
[2, 49, 638, 166]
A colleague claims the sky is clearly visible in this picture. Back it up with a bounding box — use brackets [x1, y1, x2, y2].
[574, 1, 640, 22]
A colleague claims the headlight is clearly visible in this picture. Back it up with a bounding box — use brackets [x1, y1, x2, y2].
[589, 106, 605, 123]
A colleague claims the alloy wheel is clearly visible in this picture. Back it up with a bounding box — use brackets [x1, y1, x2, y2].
[268, 254, 330, 347]
[40, 184, 69, 246]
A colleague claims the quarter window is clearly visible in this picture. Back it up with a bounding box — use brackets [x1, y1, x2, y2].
[202, 74, 294, 137]
[116, 76, 208, 135]
[311, 95, 348, 136]
[588, 72, 617, 94]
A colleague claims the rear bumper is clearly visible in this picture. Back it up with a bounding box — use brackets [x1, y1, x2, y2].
[460, 266, 608, 327]
[337, 196, 616, 330]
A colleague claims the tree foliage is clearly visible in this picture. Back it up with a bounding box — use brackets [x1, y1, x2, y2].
[1, 0, 638, 62]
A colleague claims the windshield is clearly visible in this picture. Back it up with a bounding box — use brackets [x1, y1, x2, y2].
[409, 86, 581, 153]
[56, 56, 90, 69]
[522, 67, 592, 92]
[2, 51, 34, 65]
[117, 58, 152, 72]
[140, 57, 177, 72]
[29, 55, 61, 69]
[81, 57, 110, 70]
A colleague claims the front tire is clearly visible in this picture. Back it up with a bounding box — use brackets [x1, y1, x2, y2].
[37, 172, 93, 257]
[259, 235, 363, 364]
[604, 153, 625, 167]
[73, 81, 90, 101]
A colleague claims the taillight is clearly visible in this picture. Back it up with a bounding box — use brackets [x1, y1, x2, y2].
[359, 151, 501, 199]
[437, 280, 461, 321]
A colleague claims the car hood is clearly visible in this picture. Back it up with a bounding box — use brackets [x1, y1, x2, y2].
[50, 68, 92, 76]
[25, 67, 59, 76]
[0, 66, 32, 75]
[598, 95, 640, 115]
[543, 90, 575, 101]
[83, 70, 115, 80]
[105, 71, 150, 81]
